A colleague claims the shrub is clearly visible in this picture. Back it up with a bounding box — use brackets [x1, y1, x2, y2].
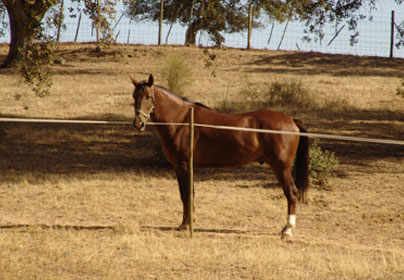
[396, 77, 404, 98]
[309, 140, 339, 189]
[265, 80, 313, 109]
[163, 55, 193, 94]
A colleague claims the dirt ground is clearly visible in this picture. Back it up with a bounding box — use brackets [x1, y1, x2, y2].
[0, 43, 404, 279]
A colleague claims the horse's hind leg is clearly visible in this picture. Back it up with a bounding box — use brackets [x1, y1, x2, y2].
[270, 163, 299, 240]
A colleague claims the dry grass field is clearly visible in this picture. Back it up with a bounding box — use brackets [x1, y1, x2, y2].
[1, 43, 404, 279]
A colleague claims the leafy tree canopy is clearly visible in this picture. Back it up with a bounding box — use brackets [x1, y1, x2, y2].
[0, 0, 118, 96]
[125, 0, 385, 46]
[255, 0, 379, 45]
[125, 0, 250, 46]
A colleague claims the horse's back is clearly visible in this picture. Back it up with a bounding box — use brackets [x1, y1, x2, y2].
[247, 110, 300, 166]
[241, 109, 299, 132]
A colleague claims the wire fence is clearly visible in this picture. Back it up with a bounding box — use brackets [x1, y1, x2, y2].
[51, 9, 404, 58]
[1, 8, 403, 58]
[2, 117, 404, 146]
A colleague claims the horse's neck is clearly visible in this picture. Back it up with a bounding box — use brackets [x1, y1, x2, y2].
[152, 87, 190, 124]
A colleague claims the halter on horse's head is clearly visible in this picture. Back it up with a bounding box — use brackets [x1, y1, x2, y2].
[130, 74, 155, 132]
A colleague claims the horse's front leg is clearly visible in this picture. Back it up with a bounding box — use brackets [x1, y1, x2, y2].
[175, 166, 196, 230]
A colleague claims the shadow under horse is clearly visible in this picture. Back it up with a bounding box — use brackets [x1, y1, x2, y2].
[130, 74, 309, 240]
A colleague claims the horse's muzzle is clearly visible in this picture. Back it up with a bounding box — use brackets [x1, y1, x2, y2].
[133, 117, 146, 132]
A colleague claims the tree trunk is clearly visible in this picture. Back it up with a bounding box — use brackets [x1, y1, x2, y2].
[1, 0, 51, 68]
[185, 18, 202, 46]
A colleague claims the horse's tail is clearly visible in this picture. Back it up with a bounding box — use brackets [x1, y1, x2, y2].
[293, 119, 310, 203]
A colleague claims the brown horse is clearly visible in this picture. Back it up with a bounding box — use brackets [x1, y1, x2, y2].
[131, 74, 309, 239]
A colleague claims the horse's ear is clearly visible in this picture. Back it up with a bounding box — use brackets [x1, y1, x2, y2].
[147, 74, 154, 87]
[129, 75, 138, 87]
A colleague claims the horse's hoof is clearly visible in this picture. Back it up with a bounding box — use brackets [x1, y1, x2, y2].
[281, 232, 294, 242]
[178, 224, 189, 231]
[280, 226, 294, 242]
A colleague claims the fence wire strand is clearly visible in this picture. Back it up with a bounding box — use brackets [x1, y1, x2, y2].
[1, 117, 404, 146]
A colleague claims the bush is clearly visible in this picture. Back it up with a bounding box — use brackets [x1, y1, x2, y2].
[396, 78, 404, 98]
[309, 140, 339, 189]
[237, 79, 315, 113]
[265, 80, 313, 109]
[163, 55, 193, 94]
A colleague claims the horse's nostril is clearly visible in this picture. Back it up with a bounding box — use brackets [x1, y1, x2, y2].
[133, 118, 146, 131]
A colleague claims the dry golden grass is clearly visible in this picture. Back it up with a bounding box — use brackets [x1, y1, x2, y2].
[1, 43, 404, 279]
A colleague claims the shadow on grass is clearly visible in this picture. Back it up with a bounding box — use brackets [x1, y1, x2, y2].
[141, 225, 262, 236]
[0, 223, 263, 236]
[249, 52, 404, 78]
[0, 121, 166, 183]
[0, 223, 115, 231]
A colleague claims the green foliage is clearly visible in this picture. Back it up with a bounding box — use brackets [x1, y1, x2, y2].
[163, 55, 193, 95]
[126, 0, 249, 46]
[79, 0, 117, 43]
[258, 0, 295, 22]
[1, 0, 117, 96]
[267, 0, 378, 46]
[19, 42, 55, 97]
[309, 140, 339, 189]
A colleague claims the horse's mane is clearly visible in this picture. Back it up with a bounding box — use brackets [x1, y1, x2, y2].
[156, 85, 211, 110]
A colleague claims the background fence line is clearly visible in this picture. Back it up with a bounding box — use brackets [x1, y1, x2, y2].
[58, 8, 404, 58]
[1, 8, 404, 58]
[1, 117, 404, 146]
[52, 9, 404, 58]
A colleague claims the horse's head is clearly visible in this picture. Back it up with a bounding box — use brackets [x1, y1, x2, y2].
[130, 74, 155, 132]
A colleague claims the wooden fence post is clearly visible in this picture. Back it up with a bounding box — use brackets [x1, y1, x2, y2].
[247, 2, 253, 50]
[390, 10, 395, 58]
[158, 0, 164, 46]
[188, 107, 194, 238]
[277, 18, 290, 50]
[74, 12, 82, 42]
[267, 22, 275, 45]
[327, 24, 345, 47]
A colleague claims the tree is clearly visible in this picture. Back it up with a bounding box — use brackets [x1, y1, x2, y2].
[0, 0, 117, 95]
[0, 0, 57, 68]
[0, 0, 117, 68]
[258, 0, 378, 46]
[125, 0, 251, 46]
[70, 0, 117, 43]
